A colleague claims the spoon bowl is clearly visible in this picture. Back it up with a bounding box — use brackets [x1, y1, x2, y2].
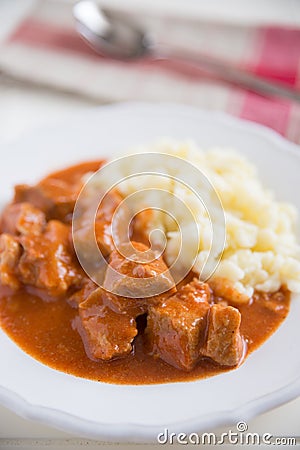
[73, 0, 300, 102]
[73, 0, 150, 59]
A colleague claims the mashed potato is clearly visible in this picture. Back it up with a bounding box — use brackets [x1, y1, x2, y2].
[94, 140, 300, 301]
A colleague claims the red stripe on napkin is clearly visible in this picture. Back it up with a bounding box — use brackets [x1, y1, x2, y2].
[7, 17, 300, 141]
[254, 27, 300, 86]
[239, 27, 300, 134]
[7, 18, 234, 83]
[9, 18, 105, 59]
[240, 93, 290, 134]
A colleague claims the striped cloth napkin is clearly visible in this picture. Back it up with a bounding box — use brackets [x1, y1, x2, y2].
[1, 0, 300, 143]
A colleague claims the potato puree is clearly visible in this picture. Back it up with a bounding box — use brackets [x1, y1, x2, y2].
[114, 140, 300, 301]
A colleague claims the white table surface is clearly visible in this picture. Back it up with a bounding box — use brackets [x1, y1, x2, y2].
[0, 1, 300, 448]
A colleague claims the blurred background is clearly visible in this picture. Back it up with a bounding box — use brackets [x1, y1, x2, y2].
[0, 0, 300, 447]
[1, 0, 300, 144]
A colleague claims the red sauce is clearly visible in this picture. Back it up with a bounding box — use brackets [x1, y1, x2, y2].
[0, 160, 291, 384]
[0, 287, 290, 385]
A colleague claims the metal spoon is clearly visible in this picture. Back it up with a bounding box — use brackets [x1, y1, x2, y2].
[73, 0, 149, 59]
[73, 0, 300, 102]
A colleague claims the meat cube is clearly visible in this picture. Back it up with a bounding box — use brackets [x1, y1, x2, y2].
[1, 202, 46, 236]
[131, 209, 154, 245]
[67, 279, 98, 308]
[95, 190, 128, 256]
[103, 241, 176, 301]
[0, 234, 22, 289]
[202, 304, 244, 366]
[18, 220, 81, 297]
[75, 287, 137, 360]
[146, 279, 210, 371]
[72, 190, 129, 263]
[14, 161, 104, 223]
[14, 180, 79, 223]
[76, 190, 130, 257]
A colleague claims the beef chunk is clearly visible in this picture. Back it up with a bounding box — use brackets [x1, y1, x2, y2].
[145, 279, 244, 370]
[100, 290, 149, 316]
[104, 241, 176, 300]
[18, 220, 81, 297]
[14, 161, 104, 223]
[94, 190, 128, 257]
[74, 190, 129, 260]
[0, 234, 22, 289]
[146, 279, 211, 371]
[201, 304, 244, 366]
[1, 202, 46, 236]
[14, 180, 79, 223]
[76, 287, 137, 360]
[67, 279, 98, 308]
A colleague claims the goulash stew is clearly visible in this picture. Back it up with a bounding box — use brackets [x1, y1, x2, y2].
[0, 161, 290, 384]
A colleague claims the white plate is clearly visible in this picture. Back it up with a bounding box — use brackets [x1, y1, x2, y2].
[0, 102, 300, 443]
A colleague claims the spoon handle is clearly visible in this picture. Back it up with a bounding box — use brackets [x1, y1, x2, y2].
[157, 47, 300, 102]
